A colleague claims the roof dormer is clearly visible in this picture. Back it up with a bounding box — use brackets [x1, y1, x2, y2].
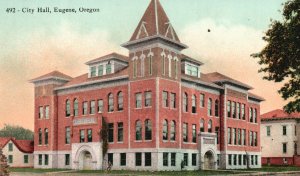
[180, 55, 204, 78]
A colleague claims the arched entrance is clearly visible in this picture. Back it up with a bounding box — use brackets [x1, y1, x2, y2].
[79, 151, 93, 170]
[203, 151, 215, 170]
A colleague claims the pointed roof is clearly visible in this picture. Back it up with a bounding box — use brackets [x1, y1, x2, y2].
[30, 71, 72, 83]
[0, 137, 34, 153]
[123, 0, 187, 49]
[261, 109, 300, 121]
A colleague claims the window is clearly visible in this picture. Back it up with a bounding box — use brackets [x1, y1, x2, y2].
[175, 60, 178, 78]
[215, 127, 220, 144]
[163, 91, 168, 107]
[108, 153, 113, 165]
[80, 130, 85, 143]
[116, 92, 124, 111]
[135, 93, 142, 108]
[233, 128, 236, 145]
[217, 154, 220, 166]
[8, 155, 13, 164]
[255, 155, 258, 165]
[98, 99, 103, 113]
[237, 103, 240, 119]
[90, 66, 96, 77]
[133, 59, 137, 78]
[136, 120, 142, 141]
[192, 95, 196, 113]
[192, 154, 197, 166]
[249, 131, 253, 146]
[162, 55, 166, 75]
[200, 94, 205, 108]
[108, 93, 114, 112]
[183, 93, 188, 112]
[239, 155, 242, 165]
[120, 153, 126, 166]
[183, 123, 188, 142]
[241, 129, 245, 145]
[295, 125, 297, 136]
[118, 122, 124, 142]
[8, 143, 13, 152]
[170, 93, 176, 108]
[232, 102, 236, 118]
[253, 108, 257, 123]
[228, 154, 232, 165]
[243, 155, 247, 165]
[38, 154, 42, 165]
[87, 129, 92, 142]
[228, 128, 231, 144]
[253, 132, 257, 146]
[233, 154, 237, 165]
[82, 101, 88, 115]
[74, 99, 78, 116]
[65, 154, 70, 166]
[39, 106, 43, 119]
[283, 126, 287, 136]
[108, 123, 114, 142]
[145, 91, 152, 107]
[65, 127, 70, 144]
[200, 119, 205, 132]
[186, 64, 198, 77]
[249, 108, 253, 122]
[66, 100, 71, 117]
[171, 153, 176, 166]
[243, 129, 247, 145]
[208, 120, 212, 133]
[170, 121, 176, 141]
[145, 153, 152, 166]
[149, 56, 153, 75]
[238, 129, 241, 145]
[44, 128, 49, 145]
[38, 128, 42, 145]
[90, 100, 95, 114]
[45, 106, 49, 119]
[106, 62, 112, 74]
[98, 65, 103, 76]
[184, 153, 188, 166]
[192, 124, 197, 143]
[163, 153, 168, 166]
[24, 155, 28, 164]
[163, 120, 168, 140]
[135, 153, 142, 166]
[208, 98, 212, 116]
[251, 155, 254, 165]
[241, 104, 245, 120]
[44, 154, 49, 165]
[145, 120, 152, 140]
[141, 56, 145, 77]
[215, 100, 219, 117]
[227, 101, 231, 117]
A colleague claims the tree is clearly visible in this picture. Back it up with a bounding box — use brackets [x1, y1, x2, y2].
[252, 0, 300, 113]
[0, 124, 33, 140]
[0, 146, 9, 176]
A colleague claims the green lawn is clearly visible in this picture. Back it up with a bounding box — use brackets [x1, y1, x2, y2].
[236, 166, 300, 172]
[10, 167, 71, 173]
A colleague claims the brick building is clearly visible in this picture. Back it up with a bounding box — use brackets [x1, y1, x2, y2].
[30, 0, 264, 171]
[261, 109, 300, 166]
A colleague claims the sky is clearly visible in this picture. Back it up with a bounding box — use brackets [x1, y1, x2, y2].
[0, 0, 287, 130]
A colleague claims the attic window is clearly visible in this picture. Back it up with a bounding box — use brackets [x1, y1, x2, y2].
[106, 62, 112, 74]
[186, 64, 198, 77]
[90, 66, 96, 77]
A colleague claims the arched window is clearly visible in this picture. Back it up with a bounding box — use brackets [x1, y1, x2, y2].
[162, 55, 166, 75]
[74, 99, 78, 116]
[145, 119, 152, 140]
[183, 93, 188, 112]
[208, 98, 212, 116]
[133, 60, 137, 78]
[44, 128, 48, 145]
[66, 99, 71, 117]
[108, 93, 114, 112]
[118, 92, 123, 111]
[215, 100, 219, 117]
[38, 129, 42, 145]
[208, 120, 213, 133]
[200, 119, 205, 132]
[163, 119, 168, 140]
[136, 120, 142, 141]
[149, 55, 153, 75]
[192, 95, 196, 113]
[170, 121, 176, 141]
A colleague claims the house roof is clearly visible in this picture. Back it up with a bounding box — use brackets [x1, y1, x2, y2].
[205, 72, 253, 90]
[30, 71, 72, 83]
[0, 137, 34, 153]
[85, 52, 129, 65]
[261, 109, 300, 121]
[248, 92, 265, 102]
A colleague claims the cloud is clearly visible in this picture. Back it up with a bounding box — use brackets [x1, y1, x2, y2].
[0, 22, 124, 130]
[180, 18, 287, 113]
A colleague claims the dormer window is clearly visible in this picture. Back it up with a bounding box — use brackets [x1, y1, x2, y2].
[186, 64, 198, 77]
[98, 65, 103, 76]
[90, 66, 96, 77]
[106, 62, 112, 74]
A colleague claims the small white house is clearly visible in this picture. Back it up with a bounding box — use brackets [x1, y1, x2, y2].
[0, 137, 34, 168]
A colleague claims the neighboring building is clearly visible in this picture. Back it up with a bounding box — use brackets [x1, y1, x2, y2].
[0, 137, 34, 168]
[261, 109, 300, 166]
[30, 0, 264, 171]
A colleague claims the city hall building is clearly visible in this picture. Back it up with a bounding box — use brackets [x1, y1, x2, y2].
[30, 0, 264, 171]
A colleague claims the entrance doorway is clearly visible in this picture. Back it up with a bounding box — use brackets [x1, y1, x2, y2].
[204, 151, 215, 170]
[79, 151, 93, 170]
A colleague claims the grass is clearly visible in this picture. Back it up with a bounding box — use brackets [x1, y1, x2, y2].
[235, 165, 300, 172]
[10, 167, 71, 173]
